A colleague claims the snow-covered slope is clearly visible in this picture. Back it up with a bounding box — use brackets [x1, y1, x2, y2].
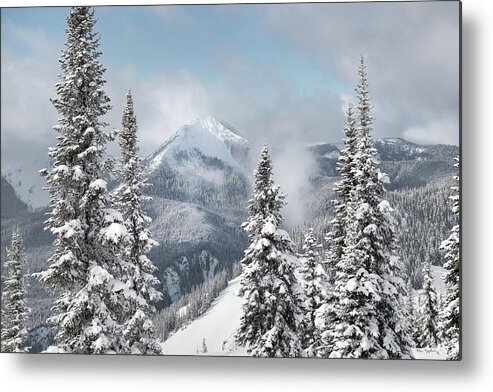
[160, 266, 450, 358]
[2, 162, 51, 209]
[412, 265, 447, 360]
[146, 115, 249, 173]
[161, 276, 247, 356]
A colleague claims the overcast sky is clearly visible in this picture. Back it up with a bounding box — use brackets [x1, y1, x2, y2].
[1, 2, 460, 208]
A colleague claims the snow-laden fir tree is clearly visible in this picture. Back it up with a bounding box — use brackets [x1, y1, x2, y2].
[323, 57, 413, 358]
[406, 279, 414, 324]
[112, 90, 162, 355]
[37, 7, 130, 354]
[1, 229, 30, 352]
[236, 145, 305, 357]
[351, 56, 413, 358]
[405, 279, 416, 347]
[317, 102, 358, 357]
[324, 102, 358, 280]
[439, 156, 460, 360]
[414, 258, 440, 348]
[298, 228, 326, 357]
[321, 194, 385, 358]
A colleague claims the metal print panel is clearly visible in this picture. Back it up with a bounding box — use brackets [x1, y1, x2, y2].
[0, 1, 461, 359]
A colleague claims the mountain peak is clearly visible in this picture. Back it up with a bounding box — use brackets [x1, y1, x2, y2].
[145, 116, 249, 173]
[185, 115, 247, 146]
[193, 114, 223, 128]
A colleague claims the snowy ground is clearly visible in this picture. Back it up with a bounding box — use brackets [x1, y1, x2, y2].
[161, 276, 247, 356]
[409, 265, 447, 360]
[161, 266, 449, 359]
[430, 265, 447, 295]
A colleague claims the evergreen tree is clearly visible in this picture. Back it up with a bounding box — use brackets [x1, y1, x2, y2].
[351, 56, 413, 358]
[112, 90, 162, 355]
[202, 338, 208, 354]
[322, 57, 413, 359]
[317, 103, 358, 358]
[322, 195, 385, 358]
[298, 228, 326, 357]
[324, 102, 358, 280]
[1, 229, 30, 352]
[415, 258, 440, 348]
[406, 279, 414, 326]
[405, 279, 417, 347]
[37, 7, 129, 353]
[236, 145, 304, 357]
[439, 156, 460, 360]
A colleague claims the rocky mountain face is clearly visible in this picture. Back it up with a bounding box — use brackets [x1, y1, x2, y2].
[1, 116, 459, 341]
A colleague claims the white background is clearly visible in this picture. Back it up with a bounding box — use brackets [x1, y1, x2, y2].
[0, 0, 490, 391]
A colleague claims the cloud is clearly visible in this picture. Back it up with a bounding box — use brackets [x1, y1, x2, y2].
[105, 67, 212, 156]
[205, 52, 345, 149]
[148, 4, 193, 26]
[265, 1, 460, 144]
[1, 22, 59, 144]
[270, 140, 316, 227]
[403, 119, 459, 145]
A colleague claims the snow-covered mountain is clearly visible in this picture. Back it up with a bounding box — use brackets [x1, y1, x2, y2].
[141, 116, 251, 306]
[375, 137, 458, 162]
[1, 176, 28, 218]
[144, 116, 251, 218]
[2, 165, 50, 209]
[309, 137, 458, 178]
[146, 115, 249, 173]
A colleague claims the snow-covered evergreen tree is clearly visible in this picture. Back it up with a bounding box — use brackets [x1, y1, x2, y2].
[406, 279, 414, 325]
[415, 258, 440, 348]
[351, 56, 413, 358]
[112, 90, 162, 355]
[439, 156, 460, 360]
[322, 195, 385, 358]
[324, 102, 358, 280]
[37, 7, 130, 354]
[322, 57, 413, 359]
[1, 229, 30, 352]
[317, 103, 358, 358]
[405, 279, 416, 347]
[298, 228, 326, 357]
[202, 338, 208, 354]
[236, 145, 304, 357]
